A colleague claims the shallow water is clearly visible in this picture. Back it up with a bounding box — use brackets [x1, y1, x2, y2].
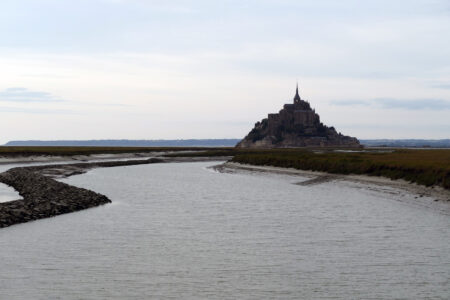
[0, 162, 449, 299]
[0, 183, 22, 203]
[0, 157, 155, 200]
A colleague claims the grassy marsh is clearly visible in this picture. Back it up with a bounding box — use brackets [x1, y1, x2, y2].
[1, 146, 449, 189]
[0, 146, 232, 157]
[230, 149, 450, 189]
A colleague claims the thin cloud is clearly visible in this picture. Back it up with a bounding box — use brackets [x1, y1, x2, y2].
[0, 87, 63, 102]
[375, 98, 450, 110]
[0, 106, 76, 114]
[0, 88, 134, 109]
[330, 99, 369, 106]
[431, 83, 450, 89]
[331, 98, 450, 110]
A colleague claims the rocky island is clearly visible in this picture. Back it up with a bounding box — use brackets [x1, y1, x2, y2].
[237, 85, 360, 148]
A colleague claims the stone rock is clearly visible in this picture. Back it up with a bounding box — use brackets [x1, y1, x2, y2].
[0, 157, 165, 228]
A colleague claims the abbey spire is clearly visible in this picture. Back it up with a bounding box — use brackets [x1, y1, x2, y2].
[294, 82, 301, 103]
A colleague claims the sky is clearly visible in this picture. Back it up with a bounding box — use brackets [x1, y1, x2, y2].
[0, 0, 449, 143]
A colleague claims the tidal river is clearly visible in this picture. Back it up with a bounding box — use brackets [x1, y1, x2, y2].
[0, 161, 449, 299]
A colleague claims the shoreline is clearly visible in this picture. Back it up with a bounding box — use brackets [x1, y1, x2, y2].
[24, 156, 232, 179]
[0, 158, 165, 228]
[0, 152, 170, 166]
[0, 156, 230, 228]
[1, 155, 448, 228]
[217, 162, 450, 213]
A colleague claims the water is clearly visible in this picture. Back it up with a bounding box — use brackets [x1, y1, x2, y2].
[0, 183, 22, 203]
[0, 162, 449, 299]
[0, 156, 155, 201]
[0, 164, 26, 202]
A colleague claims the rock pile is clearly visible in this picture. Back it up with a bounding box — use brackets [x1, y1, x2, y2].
[0, 158, 165, 228]
[0, 168, 110, 228]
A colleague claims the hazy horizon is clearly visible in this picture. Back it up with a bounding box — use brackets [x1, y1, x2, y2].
[1, 0, 449, 144]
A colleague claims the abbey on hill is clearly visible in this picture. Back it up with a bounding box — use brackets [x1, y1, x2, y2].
[236, 84, 360, 148]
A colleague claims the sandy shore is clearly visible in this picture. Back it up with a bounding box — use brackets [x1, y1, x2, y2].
[0, 152, 232, 168]
[217, 162, 450, 214]
[0, 152, 166, 165]
[23, 156, 231, 179]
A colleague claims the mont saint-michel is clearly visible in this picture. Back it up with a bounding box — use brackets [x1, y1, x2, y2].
[237, 85, 360, 148]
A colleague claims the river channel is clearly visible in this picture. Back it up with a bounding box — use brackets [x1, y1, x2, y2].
[0, 161, 449, 299]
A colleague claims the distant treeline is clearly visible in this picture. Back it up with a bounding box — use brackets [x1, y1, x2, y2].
[4, 139, 241, 147]
[4, 139, 450, 148]
[360, 139, 450, 148]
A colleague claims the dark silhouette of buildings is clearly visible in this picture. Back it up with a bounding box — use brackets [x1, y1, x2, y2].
[236, 84, 360, 148]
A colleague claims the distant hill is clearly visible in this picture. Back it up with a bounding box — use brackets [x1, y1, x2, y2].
[4, 139, 449, 148]
[360, 139, 450, 148]
[4, 139, 241, 147]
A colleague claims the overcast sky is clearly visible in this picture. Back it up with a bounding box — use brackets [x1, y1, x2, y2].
[1, 0, 449, 143]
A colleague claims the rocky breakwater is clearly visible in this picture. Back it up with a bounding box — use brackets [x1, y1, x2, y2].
[0, 158, 164, 228]
[0, 168, 111, 227]
[0, 168, 110, 228]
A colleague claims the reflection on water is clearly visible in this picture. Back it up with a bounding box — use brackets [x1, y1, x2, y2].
[0, 162, 449, 299]
[0, 183, 22, 203]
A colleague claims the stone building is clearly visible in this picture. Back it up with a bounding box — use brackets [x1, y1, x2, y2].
[236, 84, 360, 148]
